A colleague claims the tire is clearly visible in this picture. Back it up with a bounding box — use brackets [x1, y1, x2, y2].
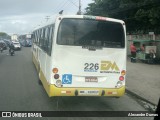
[38, 65, 42, 85]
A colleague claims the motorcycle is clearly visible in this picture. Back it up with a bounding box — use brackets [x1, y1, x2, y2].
[10, 49, 15, 56]
[0, 47, 3, 53]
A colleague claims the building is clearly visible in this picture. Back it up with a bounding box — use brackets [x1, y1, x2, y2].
[11, 34, 18, 41]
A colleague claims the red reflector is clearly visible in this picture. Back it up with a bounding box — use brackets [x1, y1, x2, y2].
[96, 16, 107, 21]
[119, 76, 124, 81]
[54, 74, 59, 79]
[66, 91, 71, 94]
[108, 92, 112, 94]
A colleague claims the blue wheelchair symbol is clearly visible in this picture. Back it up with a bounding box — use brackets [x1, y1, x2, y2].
[62, 74, 72, 84]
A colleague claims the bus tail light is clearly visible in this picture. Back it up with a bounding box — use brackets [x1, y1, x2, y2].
[121, 70, 126, 76]
[107, 91, 117, 95]
[54, 74, 59, 79]
[116, 81, 123, 88]
[119, 76, 124, 81]
[56, 80, 62, 87]
[52, 68, 58, 73]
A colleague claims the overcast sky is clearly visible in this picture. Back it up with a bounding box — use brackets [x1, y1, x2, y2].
[0, 0, 92, 35]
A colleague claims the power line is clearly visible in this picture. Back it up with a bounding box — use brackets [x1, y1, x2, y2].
[62, 1, 71, 11]
[68, 0, 79, 8]
[65, 1, 78, 11]
[52, 0, 68, 14]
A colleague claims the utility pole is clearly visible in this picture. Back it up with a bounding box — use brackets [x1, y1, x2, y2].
[77, 0, 82, 15]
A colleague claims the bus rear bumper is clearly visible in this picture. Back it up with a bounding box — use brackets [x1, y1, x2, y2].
[39, 68, 125, 97]
[48, 84, 125, 97]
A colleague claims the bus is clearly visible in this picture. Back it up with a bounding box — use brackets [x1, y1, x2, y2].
[32, 15, 126, 97]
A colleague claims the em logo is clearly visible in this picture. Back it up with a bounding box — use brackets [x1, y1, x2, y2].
[101, 61, 120, 71]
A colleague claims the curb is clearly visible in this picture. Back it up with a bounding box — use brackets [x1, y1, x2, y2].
[126, 89, 157, 107]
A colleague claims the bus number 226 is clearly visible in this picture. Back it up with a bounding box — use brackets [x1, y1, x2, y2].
[84, 63, 99, 71]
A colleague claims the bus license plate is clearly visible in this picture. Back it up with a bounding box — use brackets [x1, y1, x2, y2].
[79, 90, 99, 95]
[85, 77, 98, 82]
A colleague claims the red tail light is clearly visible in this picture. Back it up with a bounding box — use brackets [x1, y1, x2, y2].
[119, 76, 124, 81]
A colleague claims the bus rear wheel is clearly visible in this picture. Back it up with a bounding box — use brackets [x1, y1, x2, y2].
[38, 65, 42, 85]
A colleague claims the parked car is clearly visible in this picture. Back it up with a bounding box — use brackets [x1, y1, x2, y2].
[19, 39, 24, 46]
[26, 39, 32, 47]
[20, 40, 27, 47]
[22, 39, 32, 47]
[12, 41, 21, 50]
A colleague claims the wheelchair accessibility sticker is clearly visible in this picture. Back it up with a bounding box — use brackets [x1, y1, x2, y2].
[62, 74, 72, 84]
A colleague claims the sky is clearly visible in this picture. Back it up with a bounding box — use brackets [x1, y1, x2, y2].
[0, 0, 92, 35]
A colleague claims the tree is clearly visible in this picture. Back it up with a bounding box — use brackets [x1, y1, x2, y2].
[85, 0, 160, 34]
[0, 32, 11, 39]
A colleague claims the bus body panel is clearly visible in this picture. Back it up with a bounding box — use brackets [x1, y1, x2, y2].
[33, 49, 125, 97]
[51, 46, 126, 88]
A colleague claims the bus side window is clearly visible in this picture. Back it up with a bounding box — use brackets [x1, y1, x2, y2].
[36, 31, 38, 44]
[39, 29, 43, 47]
[34, 32, 36, 43]
[48, 26, 53, 56]
[41, 28, 45, 50]
[34, 32, 37, 44]
[36, 31, 39, 45]
[37, 30, 39, 45]
[44, 27, 49, 52]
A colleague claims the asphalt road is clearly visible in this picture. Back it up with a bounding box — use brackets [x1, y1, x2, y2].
[126, 58, 160, 105]
[0, 47, 154, 120]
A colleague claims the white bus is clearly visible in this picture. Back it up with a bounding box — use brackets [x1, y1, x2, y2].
[32, 15, 126, 97]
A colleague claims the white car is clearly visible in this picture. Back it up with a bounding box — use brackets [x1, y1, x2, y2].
[12, 41, 21, 50]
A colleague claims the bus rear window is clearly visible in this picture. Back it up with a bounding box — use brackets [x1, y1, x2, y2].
[57, 18, 125, 48]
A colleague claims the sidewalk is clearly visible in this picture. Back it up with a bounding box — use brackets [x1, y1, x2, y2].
[126, 58, 160, 105]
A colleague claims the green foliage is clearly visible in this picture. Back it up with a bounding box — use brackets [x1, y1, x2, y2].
[85, 0, 160, 34]
[0, 32, 11, 39]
